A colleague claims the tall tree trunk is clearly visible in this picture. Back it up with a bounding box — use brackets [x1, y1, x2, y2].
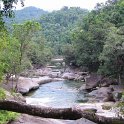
[0, 100, 124, 124]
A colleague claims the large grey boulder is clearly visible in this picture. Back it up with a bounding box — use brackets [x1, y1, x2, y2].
[83, 74, 118, 91]
[88, 87, 115, 102]
[62, 73, 75, 80]
[99, 78, 118, 87]
[85, 74, 102, 91]
[48, 70, 61, 78]
[17, 76, 52, 94]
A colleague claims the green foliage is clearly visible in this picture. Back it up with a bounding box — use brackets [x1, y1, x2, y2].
[39, 7, 89, 55]
[13, 21, 52, 68]
[5, 7, 88, 56]
[0, 36, 20, 75]
[0, 29, 24, 81]
[98, 26, 124, 77]
[27, 33, 53, 66]
[0, 88, 6, 100]
[0, 0, 25, 80]
[12, 21, 41, 70]
[116, 101, 124, 115]
[0, 89, 19, 124]
[62, 44, 76, 66]
[64, 0, 124, 77]
[0, 0, 24, 17]
[0, 110, 19, 124]
[0, 30, 9, 80]
[0, 20, 51, 82]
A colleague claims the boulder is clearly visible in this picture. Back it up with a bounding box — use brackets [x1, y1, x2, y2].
[37, 77, 52, 85]
[74, 75, 85, 81]
[48, 70, 61, 78]
[84, 74, 118, 91]
[5, 90, 26, 103]
[102, 102, 114, 110]
[113, 92, 122, 101]
[85, 74, 102, 91]
[98, 78, 118, 87]
[20, 68, 52, 77]
[78, 84, 86, 91]
[62, 73, 75, 80]
[110, 85, 124, 101]
[17, 77, 39, 94]
[17, 76, 52, 94]
[88, 87, 115, 102]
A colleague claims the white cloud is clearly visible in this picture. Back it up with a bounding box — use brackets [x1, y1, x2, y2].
[16, 0, 107, 11]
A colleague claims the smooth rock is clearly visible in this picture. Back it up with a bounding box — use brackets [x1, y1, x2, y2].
[88, 87, 115, 102]
[5, 90, 26, 103]
[62, 73, 75, 80]
[17, 76, 52, 94]
[99, 77, 118, 87]
[85, 74, 102, 91]
[9, 114, 96, 124]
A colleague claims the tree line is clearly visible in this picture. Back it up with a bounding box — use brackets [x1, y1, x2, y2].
[62, 0, 124, 83]
[0, 0, 124, 123]
[0, 0, 124, 92]
[0, 1, 53, 83]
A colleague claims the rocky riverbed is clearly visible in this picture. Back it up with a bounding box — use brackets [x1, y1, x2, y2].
[1, 67, 124, 124]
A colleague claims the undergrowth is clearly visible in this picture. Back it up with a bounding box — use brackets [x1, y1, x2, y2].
[0, 88, 19, 124]
[0, 111, 19, 124]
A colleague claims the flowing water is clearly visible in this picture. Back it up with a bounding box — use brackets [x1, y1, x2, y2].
[26, 80, 87, 108]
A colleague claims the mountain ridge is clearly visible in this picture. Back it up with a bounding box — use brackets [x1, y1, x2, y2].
[5, 6, 48, 23]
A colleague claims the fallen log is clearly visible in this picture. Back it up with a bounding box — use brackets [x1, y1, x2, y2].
[0, 100, 83, 120]
[0, 100, 124, 124]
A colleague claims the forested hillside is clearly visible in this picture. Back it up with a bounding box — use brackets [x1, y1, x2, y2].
[5, 6, 89, 55]
[3, 1, 124, 80]
[63, 0, 124, 81]
[5, 6, 48, 24]
[39, 7, 89, 55]
[2, 0, 124, 82]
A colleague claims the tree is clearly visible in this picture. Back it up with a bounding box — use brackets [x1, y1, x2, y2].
[39, 7, 89, 55]
[0, 0, 24, 81]
[0, 21, 46, 89]
[0, 0, 24, 17]
[0, 30, 8, 81]
[0, 35, 20, 83]
[99, 26, 124, 83]
[13, 21, 41, 69]
[27, 31, 53, 67]
[0, 0, 24, 30]
[63, 0, 124, 75]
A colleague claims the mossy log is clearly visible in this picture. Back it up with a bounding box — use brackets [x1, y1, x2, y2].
[0, 100, 124, 124]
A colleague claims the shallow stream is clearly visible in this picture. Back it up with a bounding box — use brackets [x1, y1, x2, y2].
[26, 80, 87, 108]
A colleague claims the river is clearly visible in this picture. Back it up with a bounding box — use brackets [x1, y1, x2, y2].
[25, 80, 88, 108]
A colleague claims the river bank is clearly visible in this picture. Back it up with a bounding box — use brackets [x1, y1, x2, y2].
[1, 67, 124, 124]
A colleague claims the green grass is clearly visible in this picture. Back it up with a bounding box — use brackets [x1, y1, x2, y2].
[0, 88, 6, 100]
[0, 88, 19, 124]
[0, 110, 19, 124]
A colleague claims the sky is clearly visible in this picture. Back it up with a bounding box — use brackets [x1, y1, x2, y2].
[16, 0, 107, 11]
